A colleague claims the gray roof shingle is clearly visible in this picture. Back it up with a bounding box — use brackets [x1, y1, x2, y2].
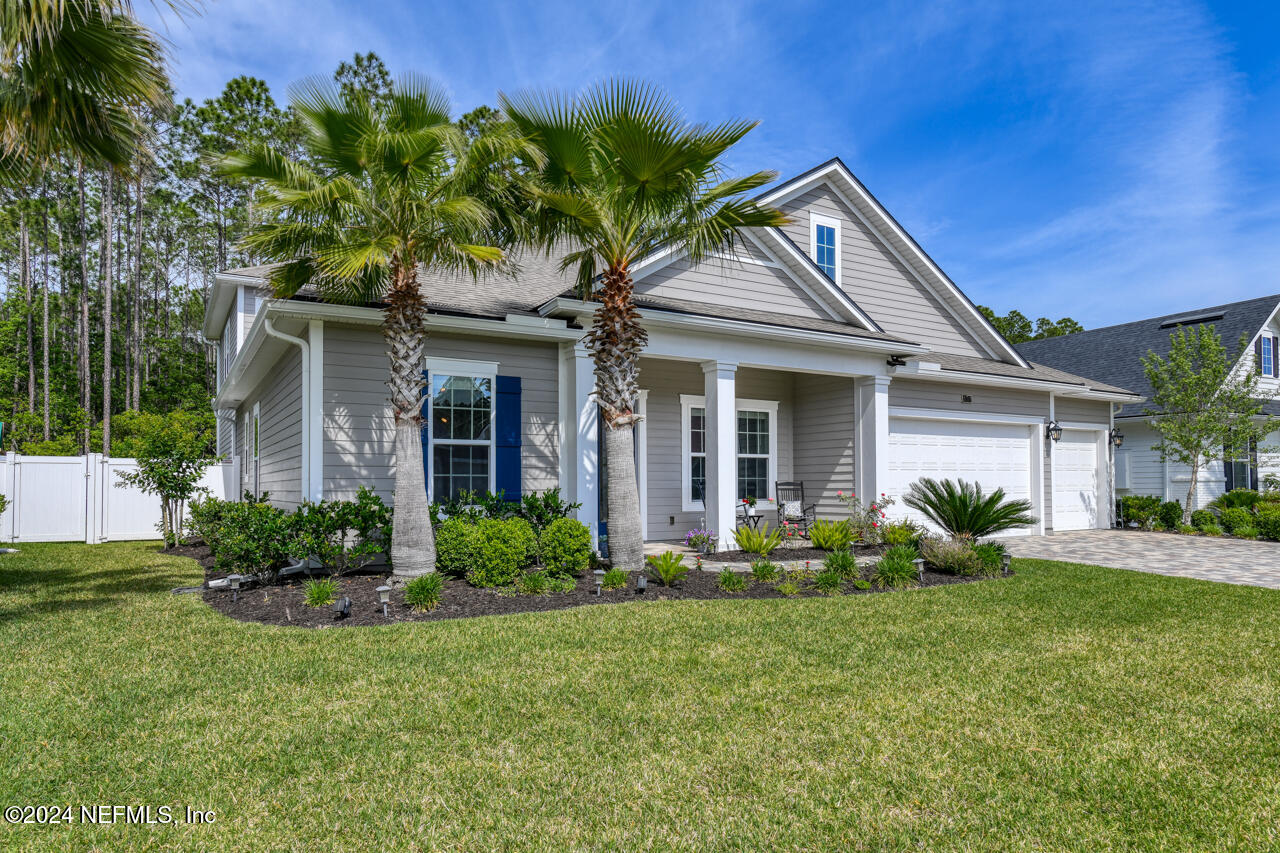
[1015, 294, 1280, 416]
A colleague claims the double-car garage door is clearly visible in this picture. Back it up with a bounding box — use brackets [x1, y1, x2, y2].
[886, 416, 1101, 533]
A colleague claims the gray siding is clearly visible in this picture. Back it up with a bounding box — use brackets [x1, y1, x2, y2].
[888, 379, 1046, 418]
[321, 326, 560, 503]
[238, 346, 303, 509]
[793, 374, 854, 519]
[779, 185, 987, 358]
[216, 414, 235, 458]
[1116, 420, 1229, 509]
[637, 242, 832, 320]
[638, 358, 795, 540]
[1055, 397, 1111, 425]
[241, 286, 261, 341]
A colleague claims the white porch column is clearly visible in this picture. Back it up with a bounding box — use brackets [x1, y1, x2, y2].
[573, 344, 600, 550]
[702, 360, 738, 552]
[854, 375, 891, 502]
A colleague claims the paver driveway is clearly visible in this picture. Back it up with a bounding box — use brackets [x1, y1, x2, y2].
[1004, 529, 1280, 588]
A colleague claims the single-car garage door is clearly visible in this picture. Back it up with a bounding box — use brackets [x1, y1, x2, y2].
[887, 417, 1035, 536]
[1052, 429, 1101, 531]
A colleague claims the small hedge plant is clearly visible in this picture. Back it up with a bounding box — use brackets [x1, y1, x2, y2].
[808, 519, 852, 551]
[732, 523, 783, 556]
[750, 559, 780, 583]
[540, 517, 592, 577]
[1119, 495, 1162, 528]
[1219, 507, 1252, 535]
[822, 550, 859, 579]
[1258, 507, 1280, 541]
[813, 569, 844, 595]
[1190, 509, 1216, 533]
[873, 546, 917, 588]
[647, 552, 689, 586]
[717, 568, 749, 592]
[601, 568, 627, 590]
[404, 574, 443, 611]
[435, 517, 535, 587]
[1156, 501, 1183, 531]
[302, 577, 338, 607]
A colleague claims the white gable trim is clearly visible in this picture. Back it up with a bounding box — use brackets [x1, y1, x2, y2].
[1229, 300, 1280, 381]
[759, 159, 1029, 367]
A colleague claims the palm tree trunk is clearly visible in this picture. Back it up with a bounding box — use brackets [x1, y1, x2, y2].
[385, 258, 435, 577]
[21, 209, 34, 413]
[41, 183, 51, 440]
[585, 263, 647, 570]
[101, 168, 114, 454]
[77, 162, 90, 454]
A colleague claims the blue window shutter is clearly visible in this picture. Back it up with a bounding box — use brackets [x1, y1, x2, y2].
[495, 375, 522, 499]
[420, 371, 431, 495]
[1224, 443, 1234, 492]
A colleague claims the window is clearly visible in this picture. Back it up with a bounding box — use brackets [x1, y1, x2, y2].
[1264, 336, 1274, 377]
[680, 395, 779, 510]
[429, 373, 493, 501]
[810, 213, 841, 283]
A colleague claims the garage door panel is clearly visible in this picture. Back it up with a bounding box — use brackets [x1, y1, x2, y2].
[1052, 429, 1099, 531]
[887, 418, 1034, 536]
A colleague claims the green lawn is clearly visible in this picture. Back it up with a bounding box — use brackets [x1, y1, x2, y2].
[2, 543, 1280, 851]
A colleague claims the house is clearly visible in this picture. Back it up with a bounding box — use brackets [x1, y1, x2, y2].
[1016, 295, 1280, 511]
[203, 158, 1138, 549]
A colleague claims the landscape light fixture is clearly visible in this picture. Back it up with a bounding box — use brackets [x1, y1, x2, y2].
[1110, 428, 1124, 448]
[1001, 553, 1013, 575]
[1046, 420, 1063, 442]
[227, 574, 242, 603]
[913, 557, 925, 584]
[636, 574, 647, 594]
[376, 585, 391, 617]
[593, 568, 605, 597]
[333, 596, 351, 619]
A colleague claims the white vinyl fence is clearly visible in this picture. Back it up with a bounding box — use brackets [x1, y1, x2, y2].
[0, 454, 237, 543]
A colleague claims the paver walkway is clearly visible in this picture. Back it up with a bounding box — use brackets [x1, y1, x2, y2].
[1004, 529, 1280, 589]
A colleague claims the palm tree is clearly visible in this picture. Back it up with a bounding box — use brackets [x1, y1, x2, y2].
[222, 76, 530, 577]
[0, 1, 174, 182]
[500, 80, 787, 570]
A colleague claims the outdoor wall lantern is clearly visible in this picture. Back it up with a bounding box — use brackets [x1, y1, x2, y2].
[636, 574, 647, 594]
[593, 568, 605, 597]
[1110, 428, 1125, 448]
[912, 557, 925, 584]
[1046, 420, 1064, 442]
[376, 585, 392, 618]
[332, 596, 351, 619]
[227, 574, 242, 603]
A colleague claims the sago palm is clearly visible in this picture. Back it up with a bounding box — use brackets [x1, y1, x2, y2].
[902, 477, 1036, 540]
[0, 1, 174, 182]
[222, 75, 530, 577]
[500, 80, 787, 569]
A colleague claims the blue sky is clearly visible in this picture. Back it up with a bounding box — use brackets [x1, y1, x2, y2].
[142, 0, 1280, 328]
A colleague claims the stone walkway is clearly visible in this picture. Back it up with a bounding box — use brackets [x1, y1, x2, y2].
[1004, 529, 1280, 589]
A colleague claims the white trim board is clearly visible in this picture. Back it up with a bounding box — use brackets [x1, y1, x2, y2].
[888, 406, 1044, 426]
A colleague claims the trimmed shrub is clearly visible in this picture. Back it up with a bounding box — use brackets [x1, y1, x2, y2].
[508, 517, 539, 566]
[1257, 507, 1280, 541]
[214, 500, 296, 581]
[404, 574, 443, 611]
[1235, 525, 1259, 540]
[188, 495, 234, 553]
[921, 537, 986, 576]
[1219, 507, 1252, 535]
[540, 517, 592, 577]
[289, 488, 391, 576]
[1119, 495, 1163, 527]
[436, 517, 533, 587]
[808, 519, 853, 551]
[601, 568, 627, 590]
[435, 517, 480, 578]
[1156, 501, 1183, 530]
[517, 487, 582, 534]
[880, 520, 922, 547]
[1190, 509, 1216, 532]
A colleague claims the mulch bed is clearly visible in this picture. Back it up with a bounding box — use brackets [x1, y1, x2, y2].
[197, 563, 1000, 629]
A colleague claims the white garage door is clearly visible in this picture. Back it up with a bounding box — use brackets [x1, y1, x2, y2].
[1052, 429, 1100, 531]
[887, 417, 1034, 536]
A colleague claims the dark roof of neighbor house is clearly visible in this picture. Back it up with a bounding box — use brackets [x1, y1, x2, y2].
[1015, 294, 1280, 417]
[928, 352, 1136, 395]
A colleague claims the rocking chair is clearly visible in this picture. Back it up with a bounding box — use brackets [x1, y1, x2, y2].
[775, 481, 817, 536]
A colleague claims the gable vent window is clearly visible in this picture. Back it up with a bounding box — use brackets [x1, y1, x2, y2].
[810, 213, 841, 284]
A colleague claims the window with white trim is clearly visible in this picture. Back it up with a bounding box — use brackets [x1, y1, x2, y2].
[429, 373, 494, 500]
[810, 212, 841, 283]
[1263, 336, 1274, 377]
[680, 395, 779, 510]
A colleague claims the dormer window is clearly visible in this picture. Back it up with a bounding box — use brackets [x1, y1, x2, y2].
[810, 213, 841, 283]
[1264, 335, 1275, 377]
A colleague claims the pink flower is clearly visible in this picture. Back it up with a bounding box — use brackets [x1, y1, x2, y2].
[837, 490, 843, 497]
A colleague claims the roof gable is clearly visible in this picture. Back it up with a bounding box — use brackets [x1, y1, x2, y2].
[757, 158, 1029, 367]
[1016, 294, 1280, 416]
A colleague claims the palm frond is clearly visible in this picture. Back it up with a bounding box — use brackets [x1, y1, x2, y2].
[902, 478, 1036, 540]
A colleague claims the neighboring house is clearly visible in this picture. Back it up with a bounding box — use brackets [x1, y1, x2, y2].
[203, 158, 1138, 548]
[1017, 295, 1280, 511]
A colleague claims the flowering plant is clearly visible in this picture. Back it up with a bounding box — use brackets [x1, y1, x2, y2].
[778, 520, 804, 542]
[742, 496, 758, 509]
[684, 527, 717, 552]
[836, 490, 896, 545]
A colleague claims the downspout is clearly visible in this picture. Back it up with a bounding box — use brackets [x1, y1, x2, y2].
[262, 316, 310, 503]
